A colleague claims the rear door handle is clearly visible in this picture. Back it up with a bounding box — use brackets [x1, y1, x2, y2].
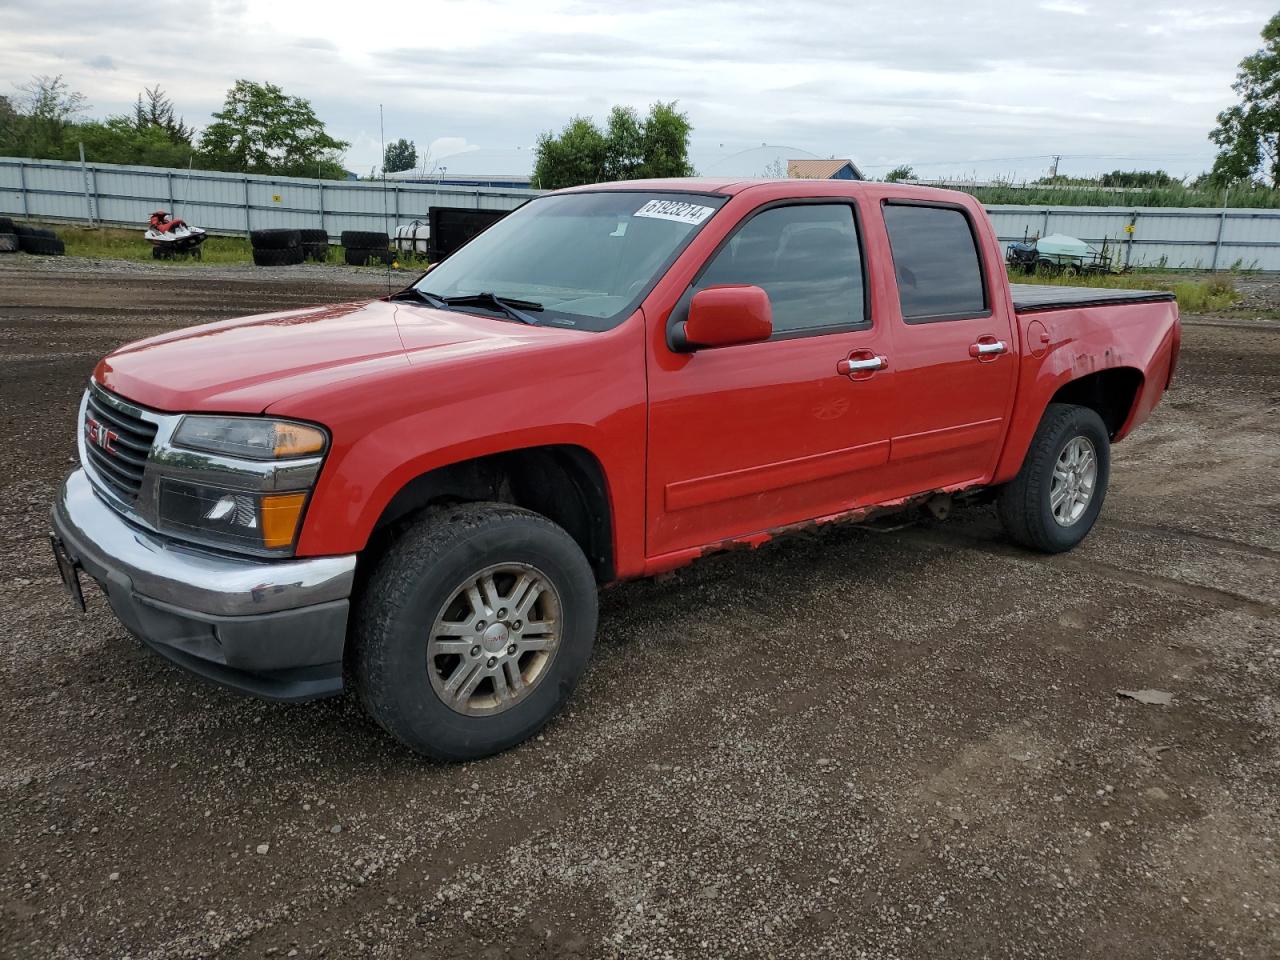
[969, 338, 1008, 359]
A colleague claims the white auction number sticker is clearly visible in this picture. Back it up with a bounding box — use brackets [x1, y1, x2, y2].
[634, 199, 715, 225]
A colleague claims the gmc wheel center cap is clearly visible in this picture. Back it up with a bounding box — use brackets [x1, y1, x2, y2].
[482, 622, 511, 652]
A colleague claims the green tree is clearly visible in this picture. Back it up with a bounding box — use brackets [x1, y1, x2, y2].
[884, 164, 915, 182]
[383, 137, 417, 174]
[532, 116, 609, 189]
[198, 80, 349, 179]
[73, 117, 193, 167]
[1210, 13, 1280, 186]
[640, 101, 695, 179]
[533, 101, 694, 189]
[0, 96, 16, 149]
[1099, 169, 1176, 188]
[1, 75, 86, 157]
[132, 85, 192, 145]
[604, 106, 645, 180]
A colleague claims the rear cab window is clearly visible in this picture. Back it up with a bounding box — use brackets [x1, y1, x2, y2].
[882, 202, 989, 323]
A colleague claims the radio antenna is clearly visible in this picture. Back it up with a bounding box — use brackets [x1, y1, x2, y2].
[380, 103, 392, 295]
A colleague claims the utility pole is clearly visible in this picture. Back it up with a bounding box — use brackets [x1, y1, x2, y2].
[78, 142, 96, 226]
[1048, 155, 1060, 179]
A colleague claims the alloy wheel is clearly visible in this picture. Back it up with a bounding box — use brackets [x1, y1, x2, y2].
[426, 563, 562, 716]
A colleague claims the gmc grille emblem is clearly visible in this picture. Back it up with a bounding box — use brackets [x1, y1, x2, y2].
[84, 415, 119, 454]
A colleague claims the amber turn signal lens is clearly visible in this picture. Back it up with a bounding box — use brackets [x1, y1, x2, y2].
[260, 492, 308, 549]
[272, 422, 326, 458]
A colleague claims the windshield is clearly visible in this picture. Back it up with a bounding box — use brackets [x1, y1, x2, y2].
[414, 191, 728, 331]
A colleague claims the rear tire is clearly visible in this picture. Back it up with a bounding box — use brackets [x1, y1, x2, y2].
[353, 502, 598, 761]
[299, 229, 328, 245]
[998, 403, 1110, 553]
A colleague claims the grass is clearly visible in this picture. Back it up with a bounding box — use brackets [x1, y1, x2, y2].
[51, 224, 254, 264]
[17, 221, 429, 270]
[964, 182, 1279, 209]
[1008, 268, 1243, 313]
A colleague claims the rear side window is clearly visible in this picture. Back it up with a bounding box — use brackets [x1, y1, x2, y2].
[883, 203, 987, 322]
[694, 204, 866, 335]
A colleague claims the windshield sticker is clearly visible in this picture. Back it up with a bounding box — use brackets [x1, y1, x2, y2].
[634, 199, 715, 225]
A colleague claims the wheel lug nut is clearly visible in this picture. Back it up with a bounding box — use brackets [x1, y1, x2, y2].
[497, 608, 508, 618]
[507, 644, 517, 655]
[476, 620, 486, 630]
[513, 620, 523, 630]
[487, 657, 497, 668]
[470, 645, 481, 657]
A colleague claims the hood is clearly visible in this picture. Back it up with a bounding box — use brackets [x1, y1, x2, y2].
[94, 299, 555, 413]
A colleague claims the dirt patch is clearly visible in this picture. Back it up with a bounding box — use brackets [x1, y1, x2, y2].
[0, 257, 1277, 959]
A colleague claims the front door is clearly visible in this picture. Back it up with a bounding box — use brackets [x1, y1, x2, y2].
[645, 200, 898, 560]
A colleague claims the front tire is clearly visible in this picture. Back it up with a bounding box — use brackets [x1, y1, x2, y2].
[353, 502, 598, 760]
[998, 403, 1110, 553]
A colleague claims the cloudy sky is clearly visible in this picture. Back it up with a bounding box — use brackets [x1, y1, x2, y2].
[0, 0, 1272, 181]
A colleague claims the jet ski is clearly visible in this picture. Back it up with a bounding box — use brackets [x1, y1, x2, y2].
[145, 210, 207, 259]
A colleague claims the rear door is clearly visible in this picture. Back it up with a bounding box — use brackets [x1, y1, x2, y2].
[645, 199, 898, 559]
[878, 200, 1018, 493]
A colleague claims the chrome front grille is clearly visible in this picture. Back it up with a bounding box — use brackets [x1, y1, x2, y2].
[82, 385, 158, 503]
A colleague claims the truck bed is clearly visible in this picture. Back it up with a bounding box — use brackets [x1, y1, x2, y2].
[1009, 283, 1176, 314]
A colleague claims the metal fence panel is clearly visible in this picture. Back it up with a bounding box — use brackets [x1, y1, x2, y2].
[6, 157, 1280, 269]
[0, 157, 537, 243]
[984, 203, 1280, 271]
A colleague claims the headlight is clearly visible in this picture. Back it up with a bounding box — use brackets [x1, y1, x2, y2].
[156, 415, 328, 555]
[172, 416, 327, 460]
[159, 479, 310, 552]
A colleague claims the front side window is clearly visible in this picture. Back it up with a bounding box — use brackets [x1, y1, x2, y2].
[416, 191, 727, 330]
[693, 204, 866, 335]
[883, 203, 987, 322]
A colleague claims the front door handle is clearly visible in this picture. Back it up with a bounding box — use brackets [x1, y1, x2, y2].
[969, 337, 1008, 359]
[836, 350, 888, 380]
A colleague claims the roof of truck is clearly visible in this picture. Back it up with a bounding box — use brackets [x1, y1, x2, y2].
[558, 177, 973, 202]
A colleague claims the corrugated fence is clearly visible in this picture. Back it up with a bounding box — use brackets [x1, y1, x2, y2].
[985, 204, 1280, 271]
[0, 157, 535, 242]
[3, 156, 1280, 269]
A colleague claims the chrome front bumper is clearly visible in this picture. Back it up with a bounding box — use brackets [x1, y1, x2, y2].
[52, 469, 357, 701]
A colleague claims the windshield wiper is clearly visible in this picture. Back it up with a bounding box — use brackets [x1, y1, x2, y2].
[441, 292, 544, 326]
[390, 287, 449, 309]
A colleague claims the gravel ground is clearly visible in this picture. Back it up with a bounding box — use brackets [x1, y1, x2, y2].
[0, 255, 1277, 959]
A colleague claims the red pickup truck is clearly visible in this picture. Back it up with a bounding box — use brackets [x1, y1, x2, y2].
[51, 179, 1180, 759]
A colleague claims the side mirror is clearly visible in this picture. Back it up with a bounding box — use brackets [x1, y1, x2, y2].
[676, 285, 773, 351]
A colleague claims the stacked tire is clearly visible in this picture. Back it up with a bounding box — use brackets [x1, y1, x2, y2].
[299, 229, 330, 262]
[341, 231, 391, 266]
[0, 217, 17, 254]
[250, 228, 303, 267]
[0, 218, 64, 256]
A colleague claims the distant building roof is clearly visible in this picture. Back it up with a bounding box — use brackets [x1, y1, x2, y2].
[787, 159, 865, 181]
